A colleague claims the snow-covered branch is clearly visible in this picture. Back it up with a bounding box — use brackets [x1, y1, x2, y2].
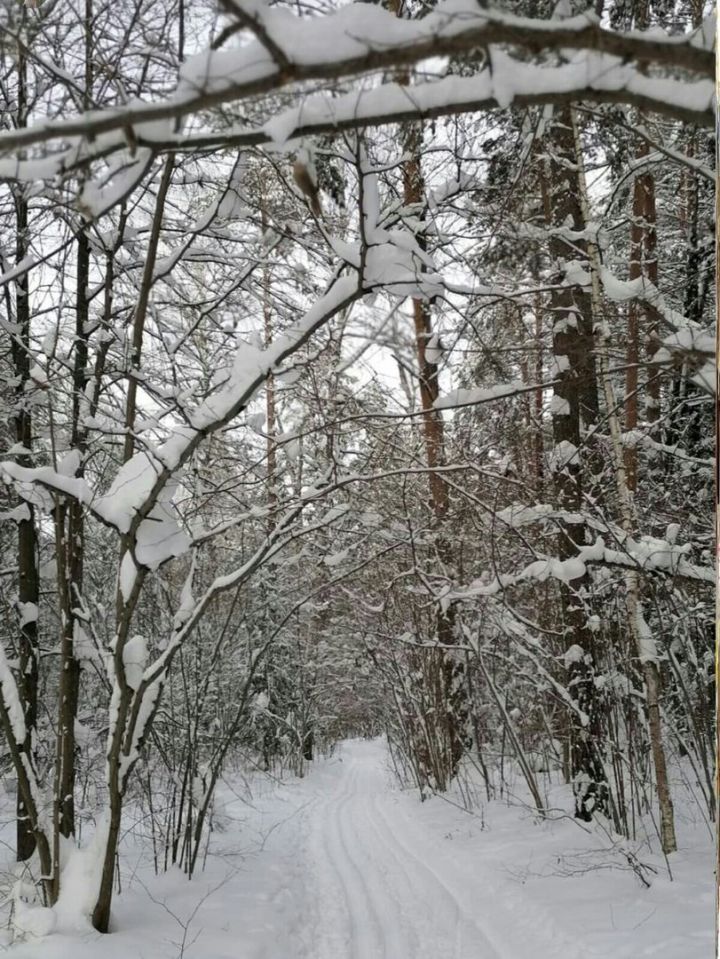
[450, 534, 713, 604]
[0, 1, 712, 179]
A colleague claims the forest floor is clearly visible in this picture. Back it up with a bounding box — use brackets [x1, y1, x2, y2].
[2, 738, 713, 958]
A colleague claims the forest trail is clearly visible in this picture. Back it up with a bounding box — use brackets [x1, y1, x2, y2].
[297, 738, 586, 959]
[306, 739, 501, 959]
[7, 738, 709, 959]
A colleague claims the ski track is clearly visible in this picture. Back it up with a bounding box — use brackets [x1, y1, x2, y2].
[298, 738, 598, 959]
[366, 791, 492, 959]
[335, 764, 420, 959]
[303, 741, 508, 959]
[322, 776, 385, 959]
[5, 737, 707, 959]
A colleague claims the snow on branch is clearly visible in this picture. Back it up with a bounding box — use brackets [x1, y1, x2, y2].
[615, 430, 715, 470]
[0, 0, 712, 177]
[435, 379, 527, 411]
[0, 642, 27, 746]
[595, 266, 698, 332]
[552, 261, 715, 395]
[654, 328, 715, 396]
[166, 57, 712, 154]
[0, 464, 102, 522]
[1, 181, 454, 567]
[451, 534, 713, 602]
[112, 492, 354, 782]
[1, 272, 363, 569]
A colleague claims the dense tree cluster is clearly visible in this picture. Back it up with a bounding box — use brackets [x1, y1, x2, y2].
[0, 0, 713, 935]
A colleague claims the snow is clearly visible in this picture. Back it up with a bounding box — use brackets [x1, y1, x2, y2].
[122, 635, 148, 691]
[654, 328, 715, 395]
[120, 679, 162, 787]
[549, 394, 570, 415]
[119, 552, 137, 604]
[57, 451, 81, 478]
[592, 268, 713, 387]
[435, 380, 525, 410]
[28, 365, 47, 388]
[0, 0, 708, 185]
[53, 817, 110, 932]
[172, 562, 196, 630]
[77, 151, 154, 221]
[635, 605, 658, 664]
[564, 643, 586, 665]
[257, 53, 710, 152]
[16, 602, 38, 627]
[451, 532, 713, 604]
[0, 14, 710, 956]
[425, 333, 443, 365]
[633, 534, 694, 574]
[324, 549, 349, 568]
[0, 504, 32, 523]
[152, 274, 358, 476]
[0, 256, 37, 287]
[4, 739, 711, 959]
[363, 239, 443, 300]
[12, 900, 56, 941]
[133, 480, 190, 569]
[522, 556, 587, 584]
[95, 453, 190, 569]
[0, 643, 26, 743]
[665, 523, 680, 545]
[496, 503, 555, 527]
[73, 625, 97, 667]
[0, 463, 93, 518]
[178, 2, 711, 127]
[550, 440, 580, 470]
[252, 690, 269, 712]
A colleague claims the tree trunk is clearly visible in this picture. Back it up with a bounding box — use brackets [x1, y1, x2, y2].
[402, 132, 466, 784]
[261, 202, 277, 521]
[53, 227, 90, 850]
[543, 106, 607, 821]
[533, 296, 545, 492]
[52, 3, 94, 889]
[387, 0, 467, 785]
[10, 25, 40, 866]
[91, 773, 123, 933]
[12, 196, 40, 862]
[625, 137, 660, 489]
[571, 112, 677, 853]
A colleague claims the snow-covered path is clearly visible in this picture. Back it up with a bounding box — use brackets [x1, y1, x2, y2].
[6, 737, 713, 959]
[306, 740, 501, 959]
[217, 738, 711, 959]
